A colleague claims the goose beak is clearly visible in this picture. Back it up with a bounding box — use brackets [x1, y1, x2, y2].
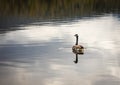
[74, 34, 78, 37]
[74, 34, 77, 36]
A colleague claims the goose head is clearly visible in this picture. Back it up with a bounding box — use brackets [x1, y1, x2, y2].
[74, 34, 78, 37]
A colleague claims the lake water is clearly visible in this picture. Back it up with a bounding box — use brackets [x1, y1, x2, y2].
[0, 1, 120, 85]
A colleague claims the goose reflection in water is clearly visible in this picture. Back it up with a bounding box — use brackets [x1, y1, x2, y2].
[72, 34, 84, 63]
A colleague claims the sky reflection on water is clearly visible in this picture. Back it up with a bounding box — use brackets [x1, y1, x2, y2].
[0, 15, 120, 85]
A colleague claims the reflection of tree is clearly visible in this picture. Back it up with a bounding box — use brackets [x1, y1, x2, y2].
[0, 0, 120, 18]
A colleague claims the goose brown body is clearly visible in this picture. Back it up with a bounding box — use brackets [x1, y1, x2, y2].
[72, 45, 84, 54]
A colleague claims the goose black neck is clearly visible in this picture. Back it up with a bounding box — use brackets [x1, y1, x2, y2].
[75, 36, 78, 45]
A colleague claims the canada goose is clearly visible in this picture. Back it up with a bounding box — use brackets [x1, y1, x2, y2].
[72, 34, 84, 54]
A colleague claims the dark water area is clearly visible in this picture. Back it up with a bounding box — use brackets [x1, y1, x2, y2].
[0, 0, 120, 85]
[0, 0, 120, 29]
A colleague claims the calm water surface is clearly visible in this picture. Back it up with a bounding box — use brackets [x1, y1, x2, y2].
[0, 15, 120, 85]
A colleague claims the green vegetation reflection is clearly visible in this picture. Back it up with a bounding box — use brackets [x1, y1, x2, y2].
[0, 0, 120, 18]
